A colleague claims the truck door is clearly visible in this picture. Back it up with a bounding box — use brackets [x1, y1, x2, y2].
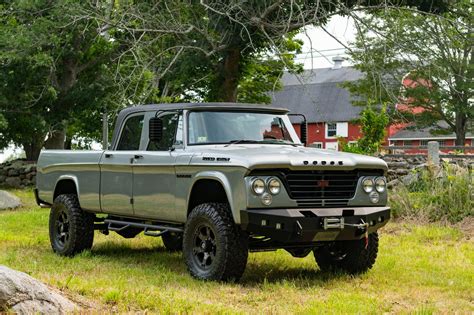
[100, 113, 145, 216]
[132, 112, 182, 222]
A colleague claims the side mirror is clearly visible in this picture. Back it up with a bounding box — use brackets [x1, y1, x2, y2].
[149, 117, 163, 142]
[287, 113, 307, 146]
[300, 122, 307, 146]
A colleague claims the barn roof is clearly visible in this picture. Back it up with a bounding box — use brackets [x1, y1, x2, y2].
[270, 67, 364, 123]
[389, 121, 474, 140]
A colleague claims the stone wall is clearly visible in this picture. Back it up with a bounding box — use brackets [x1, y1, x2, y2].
[0, 160, 36, 188]
[380, 155, 473, 181]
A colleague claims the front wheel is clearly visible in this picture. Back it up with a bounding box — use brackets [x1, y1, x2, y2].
[314, 232, 379, 274]
[49, 194, 95, 256]
[183, 203, 248, 281]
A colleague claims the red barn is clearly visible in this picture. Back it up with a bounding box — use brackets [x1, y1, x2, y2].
[270, 58, 364, 150]
[270, 59, 473, 153]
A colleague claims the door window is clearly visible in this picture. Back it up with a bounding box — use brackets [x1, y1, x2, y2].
[148, 113, 182, 151]
[117, 114, 144, 150]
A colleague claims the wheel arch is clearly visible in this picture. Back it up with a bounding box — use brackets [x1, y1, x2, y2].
[187, 172, 237, 222]
[53, 175, 80, 201]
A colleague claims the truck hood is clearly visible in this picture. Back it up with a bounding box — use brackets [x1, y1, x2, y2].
[187, 144, 388, 172]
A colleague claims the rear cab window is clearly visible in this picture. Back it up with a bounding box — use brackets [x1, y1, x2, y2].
[116, 114, 145, 150]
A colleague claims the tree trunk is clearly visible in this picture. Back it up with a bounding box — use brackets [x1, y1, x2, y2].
[454, 113, 467, 146]
[217, 48, 241, 102]
[22, 137, 44, 162]
[44, 128, 66, 149]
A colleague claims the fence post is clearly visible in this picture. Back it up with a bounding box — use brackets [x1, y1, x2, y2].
[427, 141, 440, 165]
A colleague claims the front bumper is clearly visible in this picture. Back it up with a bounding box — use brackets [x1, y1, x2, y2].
[240, 206, 390, 243]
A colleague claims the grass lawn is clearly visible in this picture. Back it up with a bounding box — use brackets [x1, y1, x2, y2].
[1, 189, 473, 313]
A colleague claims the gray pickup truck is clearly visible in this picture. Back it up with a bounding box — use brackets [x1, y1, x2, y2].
[35, 103, 390, 281]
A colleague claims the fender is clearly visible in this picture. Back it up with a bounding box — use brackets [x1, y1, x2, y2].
[188, 171, 238, 223]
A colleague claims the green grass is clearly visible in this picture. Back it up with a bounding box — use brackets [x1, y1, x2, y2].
[1, 189, 473, 313]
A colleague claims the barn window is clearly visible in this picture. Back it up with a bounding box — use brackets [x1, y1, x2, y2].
[326, 123, 337, 138]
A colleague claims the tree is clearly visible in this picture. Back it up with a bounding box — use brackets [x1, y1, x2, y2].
[0, 1, 155, 159]
[345, 0, 473, 145]
[92, 0, 450, 103]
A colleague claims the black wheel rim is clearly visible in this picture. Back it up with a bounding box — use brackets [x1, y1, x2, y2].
[55, 207, 70, 247]
[326, 244, 347, 261]
[191, 223, 217, 271]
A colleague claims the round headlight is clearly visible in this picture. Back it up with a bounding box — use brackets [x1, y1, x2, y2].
[369, 191, 380, 203]
[268, 178, 281, 195]
[252, 178, 265, 195]
[261, 193, 273, 206]
[362, 178, 374, 193]
[375, 177, 386, 193]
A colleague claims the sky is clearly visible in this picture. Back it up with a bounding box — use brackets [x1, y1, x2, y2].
[0, 16, 357, 163]
[294, 15, 357, 69]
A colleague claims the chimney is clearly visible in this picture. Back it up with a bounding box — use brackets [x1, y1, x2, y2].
[332, 56, 345, 69]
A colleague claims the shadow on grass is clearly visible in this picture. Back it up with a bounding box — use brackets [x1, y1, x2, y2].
[88, 242, 348, 287]
[89, 242, 186, 274]
[241, 262, 348, 287]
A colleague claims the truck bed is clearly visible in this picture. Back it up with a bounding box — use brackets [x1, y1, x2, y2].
[36, 150, 104, 211]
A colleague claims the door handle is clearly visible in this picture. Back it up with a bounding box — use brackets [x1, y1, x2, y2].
[105, 153, 113, 158]
[134, 154, 143, 159]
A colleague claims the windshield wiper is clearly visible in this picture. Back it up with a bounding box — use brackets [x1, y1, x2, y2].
[262, 139, 299, 147]
[224, 139, 261, 147]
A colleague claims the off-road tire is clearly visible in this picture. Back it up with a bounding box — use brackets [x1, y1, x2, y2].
[162, 232, 183, 251]
[314, 232, 379, 274]
[183, 203, 248, 281]
[49, 194, 95, 256]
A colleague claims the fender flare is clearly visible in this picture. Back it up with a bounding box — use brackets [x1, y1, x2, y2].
[187, 171, 236, 221]
[53, 175, 80, 200]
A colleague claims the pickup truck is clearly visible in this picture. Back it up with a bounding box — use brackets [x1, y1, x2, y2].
[35, 102, 390, 281]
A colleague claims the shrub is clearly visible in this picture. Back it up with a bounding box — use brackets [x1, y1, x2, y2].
[389, 164, 473, 223]
[339, 104, 389, 155]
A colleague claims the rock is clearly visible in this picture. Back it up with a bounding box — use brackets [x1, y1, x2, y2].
[7, 169, 19, 177]
[0, 265, 77, 314]
[4, 177, 21, 189]
[0, 191, 22, 210]
[387, 161, 409, 168]
[395, 168, 409, 175]
[401, 172, 420, 186]
[387, 179, 401, 189]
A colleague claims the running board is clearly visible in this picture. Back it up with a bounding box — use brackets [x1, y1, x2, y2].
[103, 218, 184, 237]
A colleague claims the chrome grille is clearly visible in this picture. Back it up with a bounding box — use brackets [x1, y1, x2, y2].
[283, 170, 359, 208]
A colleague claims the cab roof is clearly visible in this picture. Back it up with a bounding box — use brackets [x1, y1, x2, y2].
[117, 102, 288, 117]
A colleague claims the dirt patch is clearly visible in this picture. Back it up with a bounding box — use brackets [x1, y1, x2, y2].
[456, 216, 474, 240]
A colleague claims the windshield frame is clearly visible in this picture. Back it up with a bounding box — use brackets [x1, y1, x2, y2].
[185, 109, 302, 147]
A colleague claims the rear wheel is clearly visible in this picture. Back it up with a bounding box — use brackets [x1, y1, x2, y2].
[49, 194, 95, 256]
[183, 203, 248, 281]
[162, 232, 183, 251]
[314, 232, 379, 274]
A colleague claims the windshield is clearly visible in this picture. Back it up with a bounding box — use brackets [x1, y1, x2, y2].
[188, 111, 298, 145]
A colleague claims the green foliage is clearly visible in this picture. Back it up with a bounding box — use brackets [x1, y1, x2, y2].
[237, 36, 304, 104]
[345, 0, 473, 144]
[0, 1, 157, 158]
[390, 164, 473, 223]
[339, 104, 389, 154]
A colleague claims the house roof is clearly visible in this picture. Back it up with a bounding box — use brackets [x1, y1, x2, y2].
[389, 121, 473, 140]
[270, 67, 364, 123]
